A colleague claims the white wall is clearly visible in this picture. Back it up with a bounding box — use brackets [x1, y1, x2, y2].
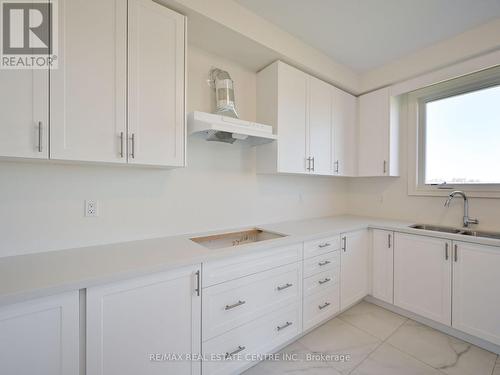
[0, 45, 348, 258]
[345, 97, 500, 232]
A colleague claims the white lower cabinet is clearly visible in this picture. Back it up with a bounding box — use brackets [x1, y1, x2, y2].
[394, 233, 452, 325]
[371, 229, 394, 304]
[340, 230, 369, 310]
[452, 241, 500, 346]
[86, 265, 201, 375]
[202, 304, 301, 375]
[0, 291, 79, 375]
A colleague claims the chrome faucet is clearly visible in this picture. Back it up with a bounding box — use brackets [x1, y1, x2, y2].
[444, 191, 479, 228]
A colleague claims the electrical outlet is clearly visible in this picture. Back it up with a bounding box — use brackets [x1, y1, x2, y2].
[85, 200, 98, 217]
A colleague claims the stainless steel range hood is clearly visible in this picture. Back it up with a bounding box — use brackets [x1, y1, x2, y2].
[187, 111, 277, 146]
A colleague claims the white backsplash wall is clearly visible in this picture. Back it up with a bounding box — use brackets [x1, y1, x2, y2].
[345, 97, 500, 231]
[0, 45, 348, 258]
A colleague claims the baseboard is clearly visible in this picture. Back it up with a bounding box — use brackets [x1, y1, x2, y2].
[364, 296, 500, 355]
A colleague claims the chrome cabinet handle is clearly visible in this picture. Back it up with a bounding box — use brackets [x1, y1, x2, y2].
[225, 300, 246, 310]
[225, 345, 245, 359]
[306, 157, 311, 171]
[318, 302, 331, 310]
[195, 270, 201, 296]
[277, 321, 293, 331]
[311, 157, 315, 171]
[318, 260, 331, 266]
[383, 160, 387, 174]
[277, 283, 293, 291]
[335, 160, 339, 173]
[130, 133, 135, 159]
[119, 132, 124, 158]
[454, 244, 458, 262]
[318, 277, 331, 285]
[445, 243, 449, 261]
[388, 233, 391, 249]
[342, 237, 347, 252]
[318, 243, 331, 248]
[37, 121, 42, 152]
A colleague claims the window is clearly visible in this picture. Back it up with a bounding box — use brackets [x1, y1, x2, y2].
[424, 84, 500, 185]
[408, 65, 500, 197]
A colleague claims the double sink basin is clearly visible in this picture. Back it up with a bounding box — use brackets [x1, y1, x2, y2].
[410, 224, 500, 240]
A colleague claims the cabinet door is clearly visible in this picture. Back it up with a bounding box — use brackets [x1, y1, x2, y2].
[0, 292, 79, 375]
[452, 241, 500, 345]
[0, 69, 49, 159]
[128, 0, 185, 167]
[358, 87, 390, 176]
[307, 76, 332, 175]
[50, 0, 127, 163]
[340, 230, 369, 310]
[394, 233, 451, 325]
[332, 87, 357, 176]
[86, 265, 201, 375]
[277, 62, 308, 174]
[371, 229, 394, 304]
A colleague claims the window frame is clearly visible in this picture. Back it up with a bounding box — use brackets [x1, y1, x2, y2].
[408, 65, 500, 198]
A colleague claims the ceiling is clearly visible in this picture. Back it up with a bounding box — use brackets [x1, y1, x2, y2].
[235, 0, 500, 72]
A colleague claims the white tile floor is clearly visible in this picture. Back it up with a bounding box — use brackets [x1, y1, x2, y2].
[244, 301, 499, 375]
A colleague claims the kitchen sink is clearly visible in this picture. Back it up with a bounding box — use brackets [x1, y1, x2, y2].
[191, 228, 287, 249]
[409, 224, 463, 234]
[410, 224, 500, 240]
[460, 230, 500, 240]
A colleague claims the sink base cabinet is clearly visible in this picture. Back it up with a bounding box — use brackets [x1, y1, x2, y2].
[393, 233, 452, 326]
[452, 241, 500, 346]
[86, 265, 201, 375]
[0, 291, 79, 375]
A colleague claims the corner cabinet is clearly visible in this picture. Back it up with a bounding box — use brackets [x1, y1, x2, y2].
[86, 265, 201, 375]
[256, 61, 356, 176]
[340, 230, 369, 310]
[0, 291, 79, 375]
[371, 229, 394, 304]
[2, 0, 185, 168]
[358, 87, 399, 176]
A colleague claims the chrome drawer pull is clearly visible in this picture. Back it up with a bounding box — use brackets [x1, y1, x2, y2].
[318, 277, 331, 285]
[277, 283, 293, 291]
[277, 321, 293, 331]
[225, 345, 246, 359]
[225, 300, 246, 310]
[318, 260, 331, 266]
[318, 243, 331, 248]
[318, 302, 331, 310]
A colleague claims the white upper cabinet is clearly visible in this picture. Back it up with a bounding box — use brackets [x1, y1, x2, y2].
[358, 87, 399, 176]
[128, 0, 186, 167]
[50, 0, 127, 163]
[371, 229, 394, 304]
[256, 61, 308, 174]
[340, 230, 369, 310]
[452, 241, 500, 346]
[87, 265, 201, 375]
[0, 68, 49, 159]
[394, 233, 451, 325]
[0, 291, 79, 375]
[332, 87, 357, 176]
[307, 76, 332, 175]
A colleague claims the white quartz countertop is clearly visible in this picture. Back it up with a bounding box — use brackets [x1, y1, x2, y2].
[1, 215, 499, 306]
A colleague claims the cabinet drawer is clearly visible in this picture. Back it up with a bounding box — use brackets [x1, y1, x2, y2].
[303, 285, 340, 331]
[203, 243, 302, 287]
[303, 251, 339, 277]
[304, 236, 340, 258]
[203, 262, 301, 341]
[203, 304, 300, 375]
[303, 269, 339, 297]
